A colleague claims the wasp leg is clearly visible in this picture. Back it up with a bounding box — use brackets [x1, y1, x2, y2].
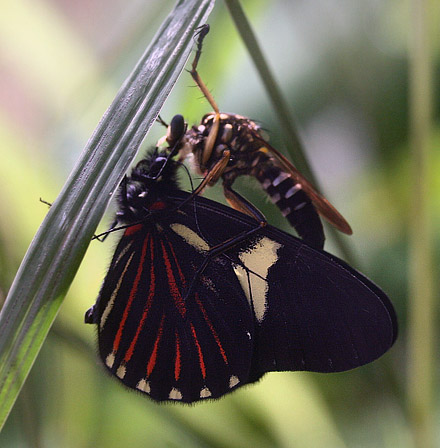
[223, 183, 267, 227]
[190, 24, 220, 166]
[193, 150, 230, 196]
[172, 150, 230, 212]
[184, 208, 265, 301]
[184, 183, 268, 297]
[191, 24, 219, 114]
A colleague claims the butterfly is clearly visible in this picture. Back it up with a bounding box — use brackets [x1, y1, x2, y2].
[85, 147, 397, 403]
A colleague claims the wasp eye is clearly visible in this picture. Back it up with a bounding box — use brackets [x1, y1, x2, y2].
[167, 115, 186, 146]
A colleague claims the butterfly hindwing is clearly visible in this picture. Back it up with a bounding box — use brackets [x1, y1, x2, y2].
[93, 213, 256, 403]
[252, 238, 396, 374]
[166, 192, 397, 377]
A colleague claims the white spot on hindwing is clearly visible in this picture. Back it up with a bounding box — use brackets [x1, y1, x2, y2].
[106, 352, 115, 368]
[116, 365, 126, 379]
[136, 379, 151, 393]
[233, 236, 281, 322]
[170, 223, 210, 252]
[229, 375, 240, 388]
[168, 388, 183, 400]
[200, 386, 212, 398]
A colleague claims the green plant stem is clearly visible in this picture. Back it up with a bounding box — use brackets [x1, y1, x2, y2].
[224, 0, 355, 263]
[407, 0, 435, 447]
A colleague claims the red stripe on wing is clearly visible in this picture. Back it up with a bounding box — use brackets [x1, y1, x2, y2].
[113, 234, 150, 353]
[166, 236, 187, 287]
[160, 240, 186, 318]
[122, 237, 156, 364]
[175, 331, 181, 381]
[190, 323, 206, 379]
[146, 314, 165, 377]
[150, 200, 167, 210]
[124, 223, 143, 236]
[195, 293, 229, 365]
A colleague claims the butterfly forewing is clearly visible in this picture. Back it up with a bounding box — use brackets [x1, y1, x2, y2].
[93, 210, 256, 403]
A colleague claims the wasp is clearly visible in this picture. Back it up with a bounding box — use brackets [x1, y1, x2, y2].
[160, 25, 352, 249]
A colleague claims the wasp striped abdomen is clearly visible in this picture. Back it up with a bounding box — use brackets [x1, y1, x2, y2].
[252, 154, 325, 249]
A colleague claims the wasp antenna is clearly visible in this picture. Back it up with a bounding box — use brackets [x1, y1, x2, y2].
[156, 115, 169, 128]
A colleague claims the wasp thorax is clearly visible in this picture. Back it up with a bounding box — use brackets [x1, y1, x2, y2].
[221, 124, 233, 143]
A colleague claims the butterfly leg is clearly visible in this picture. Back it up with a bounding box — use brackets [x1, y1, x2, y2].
[184, 182, 268, 300]
[93, 176, 129, 242]
[39, 198, 53, 207]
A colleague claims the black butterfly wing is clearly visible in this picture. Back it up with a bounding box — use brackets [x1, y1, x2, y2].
[251, 236, 397, 374]
[168, 192, 397, 376]
[91, 219, 256, 403]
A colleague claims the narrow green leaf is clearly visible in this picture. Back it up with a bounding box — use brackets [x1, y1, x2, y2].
[407, 0, 435, 446]
[224, 0, 355, 263]
[0, 0, 215, 429]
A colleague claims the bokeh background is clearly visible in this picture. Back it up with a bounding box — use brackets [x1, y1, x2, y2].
[0, 0, 438, 446]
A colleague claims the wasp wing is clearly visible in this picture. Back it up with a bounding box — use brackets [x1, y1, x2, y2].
[255, 137, 352, 235]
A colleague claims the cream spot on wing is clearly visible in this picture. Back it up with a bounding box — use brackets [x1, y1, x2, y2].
[169, 388, 183, 400]
[200, 387, 212, 398]
[115, 240, 133, 266]
[170, 223, 210, 252]
[233, 237, 281, 322]
[229, 375, 240, 388]
[106, 352, 115, 368]
[137, 379, 151, 393]
[100, 252, 135, 329]
[116, 365, 126, 379]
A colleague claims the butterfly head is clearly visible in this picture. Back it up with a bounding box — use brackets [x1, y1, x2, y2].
[117, 149, 180, 222]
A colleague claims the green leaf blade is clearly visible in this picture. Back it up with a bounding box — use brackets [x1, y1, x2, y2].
[0, 0, 215, 429]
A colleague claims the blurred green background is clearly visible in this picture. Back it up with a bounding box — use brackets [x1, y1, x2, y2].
[0, 0, 438, 447]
